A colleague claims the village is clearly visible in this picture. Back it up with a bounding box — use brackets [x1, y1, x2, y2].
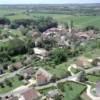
[0, 20, 100, 100]
[0, 2, 100, 100]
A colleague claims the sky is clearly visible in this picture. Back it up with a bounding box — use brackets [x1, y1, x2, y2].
[0, 0, 100, 4]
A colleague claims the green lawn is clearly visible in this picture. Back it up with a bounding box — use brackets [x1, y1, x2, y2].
[9, 29, 23, 37]
[71, 67, 80, 74]
[32, 58, 75, 78]
[87, 74, 100, 83]
[11, 13, 100, 28]
[0, 9, 99, 28]
[83, 48, 100, 59]
[58, 81, 86, 100]
[0, 76, 23, 94]
[39, 86, 57, 95]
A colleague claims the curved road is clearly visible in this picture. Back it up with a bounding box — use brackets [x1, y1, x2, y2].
[0, 64, 100, 99]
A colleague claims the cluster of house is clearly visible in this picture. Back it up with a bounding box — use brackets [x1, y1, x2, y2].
[19, 67, 53, 86]
[74, 56, 100, 69]
[1, 66, 61, 100]
[42, 25, 96, 45]
[75, 56, 92, 69]
[2, 86, 62, 100]
[2, 87, 41, 100]
[74, 56, 100, 97]
[1, 55, 100, 99]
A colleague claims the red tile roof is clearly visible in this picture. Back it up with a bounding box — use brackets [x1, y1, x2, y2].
[21, 88, 40, 100]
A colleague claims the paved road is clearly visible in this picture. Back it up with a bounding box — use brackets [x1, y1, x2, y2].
[86, 85, 100, 100]
[86, 67, 100, 73]
[0, 64, 100, 98]
[0, 64, 32, 83]
[0, 67, 25, 83]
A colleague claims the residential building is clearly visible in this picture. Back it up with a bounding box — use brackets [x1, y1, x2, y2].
[35, 68, 52, 85]
[75, 56, 91, 69]
[47, 89, 61, 98]
[33, 48, 49, 59]
[19, 67, 34, 79]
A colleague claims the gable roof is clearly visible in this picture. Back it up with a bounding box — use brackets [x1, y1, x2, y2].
[36, 68, 52, 79]
[75, 56, 90, 68]
[13, 62, 23, 69]
[16, 87, 41, 100]
[35, 68, 52, 84]
[20, 87, 41, 100]
[21, 67, 34, 75]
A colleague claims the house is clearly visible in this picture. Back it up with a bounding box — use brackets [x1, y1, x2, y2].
[4, 87, 41, 100]
[19, 67, 34, 79]
[75, 32, 90, 41]
[96, 82, 100, 97]
[75, 56, 91, 69]
[75, 30, 95, 41]
[35, 68, 52, 85]
[18, 87, 41, 100]
[33, 48, 49, 59]
[47, 89, 61, 98]
[13, 62, 23, 69]
[23, 57, 32, 65]
[42, 27, 68, 39]
[8, 62, 23, 71]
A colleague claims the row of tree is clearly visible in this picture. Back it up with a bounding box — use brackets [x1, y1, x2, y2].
[0, 17, 58, 32]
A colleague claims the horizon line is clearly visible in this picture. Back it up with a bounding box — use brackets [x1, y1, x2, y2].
[0, 3, 100, 5]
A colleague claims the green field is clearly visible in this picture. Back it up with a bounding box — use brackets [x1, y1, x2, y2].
[39, 86, 57, 95]
[0, 76, 23, 94]
[87, 74, 100, 83]
[0, 8, 100, 28]
[58, 81, 86, 100]
[8, 13, 100, 28]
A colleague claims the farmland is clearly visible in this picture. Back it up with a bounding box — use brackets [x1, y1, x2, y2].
[0, 8, 100, 28]
[58, 81, 86, 100]
[0, 4, 100, 100]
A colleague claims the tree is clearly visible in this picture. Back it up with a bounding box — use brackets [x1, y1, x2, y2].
[42, 39, 56, 50]
[17, 75, 24, 80]
[35, 16, 58, 32]
[0, 82, 5, 88]
[0, 17, 10, 25]
[11, 19, 34, 28]
[58, 83, 65, 92]
[5, 79, 12, 87]
[84, 25, 99, 31]
[8, 38, 28, 56]
[55, 95, 63, 100]
[50, 48, 68, 64]
[3, 63, 8, 70]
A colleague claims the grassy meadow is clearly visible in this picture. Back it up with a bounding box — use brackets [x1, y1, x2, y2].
[0, 9, 100, 28]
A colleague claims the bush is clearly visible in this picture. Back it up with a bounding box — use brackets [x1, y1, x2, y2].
[50, 48, 68, 64]
[0, 17, 10, 25]
[84, 25, 99, 31]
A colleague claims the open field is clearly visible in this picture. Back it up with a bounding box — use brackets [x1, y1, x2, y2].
[8, 13, 100, 28]
[87, 74, 100, 83]
[39, 86, 57, 95]
[0, 8, 100, 28]
[0, 76, 23, 94]
[58, 81, 86, 100]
